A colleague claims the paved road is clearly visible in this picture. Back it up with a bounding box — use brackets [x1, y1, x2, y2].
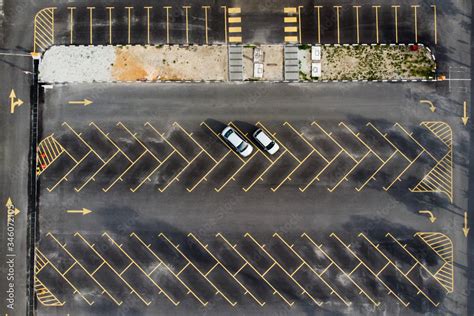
[33, 81, 466, 315]
[0, 0, 471, 315]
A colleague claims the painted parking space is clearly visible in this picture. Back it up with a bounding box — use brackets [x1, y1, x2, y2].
[35, 230, 454, 309]
[37, 120, 453, 201]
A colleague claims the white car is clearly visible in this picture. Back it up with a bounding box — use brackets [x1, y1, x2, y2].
[253, 128, 280, 155]
[221, 126, 253, 157]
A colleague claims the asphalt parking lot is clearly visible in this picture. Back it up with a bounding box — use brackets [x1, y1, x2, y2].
[0, 0, 470, 315]
[32, 82, 466, 315]
[34, 0, 439, 48]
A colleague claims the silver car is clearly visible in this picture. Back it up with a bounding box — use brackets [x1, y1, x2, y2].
[221, 126, 253, 157]
[253, 128, 280, 155]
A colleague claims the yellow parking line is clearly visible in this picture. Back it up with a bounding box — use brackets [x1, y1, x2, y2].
[188, 233, 265, 306]
[243, 149, 286, 192]
[215, 150, 258, 192]
[334, 6, 341, 44]
[87, 7, 95, 44]
[74, 151, 120, 192]
[36, 247, 99, 305]
[102, 151, 148, 192]
[74, 233, 151, 305]
[338, 122, 384, 162]
[145, 6, 152, 44]
[229, 122, 272, 163]
[173, 122, 218, 163]
[125, 7, 133, 44]
[130, 232, 206, 306]
[217, 233, 294, 306]
[273, 233, 351, 305]
[221, 6, 227, 43]
[311, 122, 357, 163]
[164, 6, 171, 44]
[328, 151, 370, 192]
[412, 5, 419, 43]
[284, 36, 298, 43]
[160, 233, 235, 306]
[431, 5, 437, 44]
[200, 121, 245, 163]
[383, 150, 423, 191]
[228, 7, 241, 14]
[355, 150, 397, 192]
[228, 17, 241, 23]
[373, 6, 380, 44]
[47, 233, 123, 305]
[353, 6, 360, 44]
[117, 122, 161, 163]
[256, 122, 300, 163]
[102, 232, 178, 305]
[183, 6, 191, 44]
[392, 6, 400, 43]
[47, 151, 92, 192]
[299, 150, 342, 192]
[284, 26, 298, 33]
[106, 7, 114, 44]
[62, 122, 106, 163]
[284, 122, 329, 163]
[67, 7, 75, 44]
[131, 150, 175, 192]
[89, 122, 133, 163]
[298, 6, 303, 43]
[314, 6, 322, 43]
[187, 151, 231, 192]
[228, 26, 242, 33]
[202, 6, 210, 44]
[246, 233, 322, 306]
[145, 122, 190, 163]
[228, 36, 242, 42]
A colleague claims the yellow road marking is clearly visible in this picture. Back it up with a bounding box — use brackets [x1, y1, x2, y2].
[46, 233, 123, 305]
[353, 6, 360, 43]
[160, 233, 235, 306]
[297, 6, 303, 43]
[131, 233, 206, 305]
[228, 17, 241, 23]
[431, 5, 437, 44]
[145, 6, 152, 44]
[245, 233, 322, 306]
[74, 233, 151, 305]
[202, 6, 210, 44]
[67, 7, 75, 44]
[412, 5, 420, 43]
[221, 6, 227, 43]
[87, 7, 95, 45]
[228, 26, 242, 33]
[106, 7, 114, 44]
[217, 233, 294, 306]
[392, 5, 400, 43]
[284, 26, 298, 33]
[334, 6, 341, 44]
[284, 16, 297, 23]
[102, 232, 178, 305]
[228, 7, 241, 14]
[314, 6, 322, 43]
[373, 6, 380, 44]
[183, 6, 191, 44]
[164, 6, 171, 44]
[284, 36, 298, 43]
[284, 7, 297, 14]
[126, 7, 133, 44]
